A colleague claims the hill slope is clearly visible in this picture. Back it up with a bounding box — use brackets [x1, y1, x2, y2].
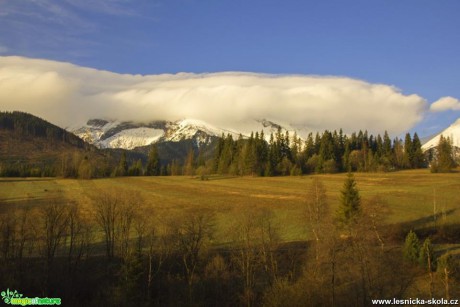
[0, 111, 114, 177]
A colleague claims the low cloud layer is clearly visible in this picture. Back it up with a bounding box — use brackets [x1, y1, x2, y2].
[430, 96, 460, 112]
[0, 56, 427, 136]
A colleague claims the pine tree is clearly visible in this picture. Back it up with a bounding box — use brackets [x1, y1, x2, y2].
[403, 230, 420, 263]
[431, 135, 456, 173]
[265, 134, 276, 176]
[403, 133, 414, 168]
[145, 144, 160, 176]
[304, 133, 315, 159]
[342, 141, 351, 172]
[337, 173, 361, 225]
[412, 133, 425, 168]
[380, 131, 393, 170]
[218, 134, 234, 174]
[213, 134, 225, 173]
[255, 130, 268, 175]
[128, 159, 143, 176]
[116, 152, 128, 176]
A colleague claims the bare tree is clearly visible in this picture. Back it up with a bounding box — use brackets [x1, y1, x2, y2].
[258, 210, 280, 286]
[38, 202, 70, 266]
[305, 177, 329, 263]
[92, 190, 120, 259]
[175, 209, 214, 302]
[35, 201, 70, 294]
[437, 253, 456, 301]
[231, 209, 260, 307]
[66, 202, 94, 274]
[230, 208, 281, 307]
[91, 188, 142, 260]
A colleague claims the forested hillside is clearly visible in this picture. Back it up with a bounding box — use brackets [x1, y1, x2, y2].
[1, 111, 456, 178]
[0, 111, 113, 177]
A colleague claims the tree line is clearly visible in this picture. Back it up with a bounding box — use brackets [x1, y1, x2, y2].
[1, 109, 457, 178]
[68, 128, 459, 178]
[206, 128, 457, 176]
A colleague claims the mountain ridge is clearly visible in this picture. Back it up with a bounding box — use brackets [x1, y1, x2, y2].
[422, 118, 460, 151]
[71, 118, 296, 150]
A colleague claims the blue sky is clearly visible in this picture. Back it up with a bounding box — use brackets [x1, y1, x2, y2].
[1, 0, 459, 137]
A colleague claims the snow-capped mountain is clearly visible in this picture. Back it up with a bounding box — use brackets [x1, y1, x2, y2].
[422, 118, 460, 151]
[71, 118, 297, 150]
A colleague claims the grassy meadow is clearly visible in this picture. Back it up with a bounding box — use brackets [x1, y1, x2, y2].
[1, 169, 459, 245]
[1, 170, 460, 306]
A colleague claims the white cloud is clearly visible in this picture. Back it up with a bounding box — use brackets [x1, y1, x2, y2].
[430, 96, 460, 112]
[0, 56, 427, 136]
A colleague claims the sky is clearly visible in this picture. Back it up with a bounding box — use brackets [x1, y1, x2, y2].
[1, 0, 460, 137]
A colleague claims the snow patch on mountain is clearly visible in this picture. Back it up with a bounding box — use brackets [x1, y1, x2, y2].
[71, 117, 301, 150]
[163, 119, 225, 141]
[422, 118, 460, 150]
[72, 118, 240, 149]
[99, 127, 164, 149]
[72, 120, 121, 144]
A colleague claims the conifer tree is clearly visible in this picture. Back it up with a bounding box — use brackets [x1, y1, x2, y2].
[383, 131, 392, 158]
[213, 134, 225, 173]
[304, 133, 315, 162]
[337, 173, 361, 225]
[145, 144, 160, 176]
[403, 133, 414, 168]
[431, 135, 456, 173]
[403, 230, 420, 263]
[218, 134, 234, 174]
[265, 134, 276, 176]
[342, 141, 351, 172]
[128, 159, 143, 176]
[375, 134, 383, 160]
[255, 130, 268, 175]
[116, 152, 128, 176]
[411, 133, 425, 168]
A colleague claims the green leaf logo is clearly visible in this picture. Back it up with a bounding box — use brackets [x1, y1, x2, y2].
[1, 289, 23, 304]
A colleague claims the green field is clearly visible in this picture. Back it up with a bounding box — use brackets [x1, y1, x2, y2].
[1, 170, 459, 244]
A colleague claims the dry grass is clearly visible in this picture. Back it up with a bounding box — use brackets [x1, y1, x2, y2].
[1, 169, 459, 244]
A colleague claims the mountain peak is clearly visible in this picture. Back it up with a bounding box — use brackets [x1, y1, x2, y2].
[422, 117, 460, 151]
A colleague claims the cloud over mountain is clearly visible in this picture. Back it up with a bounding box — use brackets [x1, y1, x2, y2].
[0, 56, 427, 135]
[430, 96, 460, 112]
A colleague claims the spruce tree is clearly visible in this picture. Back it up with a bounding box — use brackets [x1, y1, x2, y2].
[431, 135, 456, 173]
[337, 173, 361, 225]
[412, 133, 425, 168]
[383, 131, 392, 157]
[213, 134, 225, 173]
[403, 133, 414, 168]
[117, 152, 128, 176]
[304, 133, 315, 159]
[342, 141, 351, 172]
[145, 144, 160, 176]
[403, 230, 420, 263]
